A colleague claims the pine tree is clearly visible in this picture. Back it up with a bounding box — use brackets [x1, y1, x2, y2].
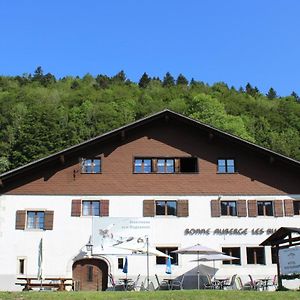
[176, 74, 189, 86]
[95, 74, 110, 89]
[138, 72, 151, 88]
[112, 70, 126, 83]
[266, 87, 277, 100]
[162, 72, 175, 87]
[291, 91, 299, 101]
[32, 66, 44, 82]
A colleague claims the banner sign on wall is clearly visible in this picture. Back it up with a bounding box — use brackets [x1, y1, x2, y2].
[92, 217, 151, 253]
[279, 246, 300, 275]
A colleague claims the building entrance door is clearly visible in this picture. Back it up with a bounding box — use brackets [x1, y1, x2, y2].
[72, 258, 108, 291]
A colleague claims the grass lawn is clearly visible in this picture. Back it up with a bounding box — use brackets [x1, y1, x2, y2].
[0, 290, 300, 300]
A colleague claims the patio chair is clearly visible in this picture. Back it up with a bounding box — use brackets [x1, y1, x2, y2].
[271, 275, 278, 290]
[127, 274, 140, 291]
[170, 274, 185, 290]
[247, 274, 260, 290]
[223, 274, 238, 290]
[204, 274, 217, 289]
[106, 274, 116, 291]
[235, 276, 243, 290]
[155, 274, 170, 290]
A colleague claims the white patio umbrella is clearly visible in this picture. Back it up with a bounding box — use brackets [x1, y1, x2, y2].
[172, 244, 223, 289]
[114, 237, 169, 290]
[191, 253, 239, 278]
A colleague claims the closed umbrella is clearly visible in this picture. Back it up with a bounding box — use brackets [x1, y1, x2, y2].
[172, 244, 222, 289]
[166, 256, 172, 275]
[122, 256, 128, 274]
[122, 256, 129, 288]
[37, 238, 43, 289]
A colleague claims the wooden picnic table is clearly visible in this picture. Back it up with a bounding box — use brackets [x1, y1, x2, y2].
[16, 277, 73, 291]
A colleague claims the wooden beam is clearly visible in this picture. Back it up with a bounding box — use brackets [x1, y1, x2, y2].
[270, 236, 300, 247]
[278, 241, 300, 250]
[120, 130, 126, 141]
[276, 245, 283, 290]
[59, 155, 65, 164]
[0, 179, 3, 187]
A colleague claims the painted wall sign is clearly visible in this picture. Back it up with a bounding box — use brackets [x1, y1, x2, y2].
[184, 228, 277, 236]
[279, 246, 300, 275]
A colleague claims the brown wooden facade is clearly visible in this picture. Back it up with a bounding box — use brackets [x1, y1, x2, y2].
[1, 110, 299, 196]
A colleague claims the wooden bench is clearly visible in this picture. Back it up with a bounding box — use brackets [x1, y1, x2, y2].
[16, 277, 73, 291]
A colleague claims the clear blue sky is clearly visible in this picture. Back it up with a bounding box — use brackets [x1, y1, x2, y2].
[1, 0, 300, 96]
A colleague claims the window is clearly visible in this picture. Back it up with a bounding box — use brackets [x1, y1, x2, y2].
[157, 159, 174, 173]
[221, 201, 237, 216]
[155, 201, 177, 216]
[81, 158, 101, 173]
[293, 201, 300, 215]
[217, 159, 235, 173]
[222, 247, 241, 265]
[118, 258, 124, 269]
[246, 247, 265, 264]
[82, 201, 100, 216]
[257, 201, 273, 216]
[156, 247, 178, 265]
[134, 157, 198, 174]
[134, 159, 152, 173]
[87, 265, 93, 282]
[27, 211, 45, 229]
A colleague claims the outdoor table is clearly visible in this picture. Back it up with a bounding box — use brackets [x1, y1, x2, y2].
[16, 277, 72, 291]
[119, 278, 133, 290]
[258, 278, 271, 291]
[16, 277, 38, 291]
[213, 278, 229, 290]
[45, 278, 73, 291]
[163, 278, 174, 289]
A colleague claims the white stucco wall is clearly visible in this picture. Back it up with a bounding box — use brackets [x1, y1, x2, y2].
[0, 194, 299, 290]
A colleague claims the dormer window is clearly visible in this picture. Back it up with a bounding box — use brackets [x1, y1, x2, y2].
[217, 159, 235, 173]
[81, 158, 101, 174]
[157, 159, 174, 173]
[134, 157, 198, 174]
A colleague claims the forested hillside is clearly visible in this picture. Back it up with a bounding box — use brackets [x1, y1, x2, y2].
[1, 67, 300, 173]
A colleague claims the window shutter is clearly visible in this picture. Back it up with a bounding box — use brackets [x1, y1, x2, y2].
[100, 200, 109, 217]
[177, 200, 189, 217]
[274, 200, 283, 217]
[71, 199, 81, 217]
[237, 200, 247, 217]
[152, 159, 157, 173]
[284, 199, 294, 216]
[15, 210, 26, 230]
[143, 200, 155, 217]
[211, 200, 220, 217]
[248, 200, 257, 217]
[44, 211, 54, 230]
[174, 159, 180, 173]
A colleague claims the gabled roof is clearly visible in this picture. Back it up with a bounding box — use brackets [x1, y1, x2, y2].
[260, 227, 300, 247]
[1, 109, 300, 181]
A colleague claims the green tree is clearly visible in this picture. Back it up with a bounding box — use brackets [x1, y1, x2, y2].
[266, 87, 277, 99]
[162, 72, 175, 87]
[291, 91, 299, 102]
[138, 72, 151, 88]
[176, 74, 188, 86]
[112, 70, 126, 84]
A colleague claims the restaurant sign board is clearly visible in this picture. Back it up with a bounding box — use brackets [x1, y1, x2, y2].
[279, 246, 300, 275]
